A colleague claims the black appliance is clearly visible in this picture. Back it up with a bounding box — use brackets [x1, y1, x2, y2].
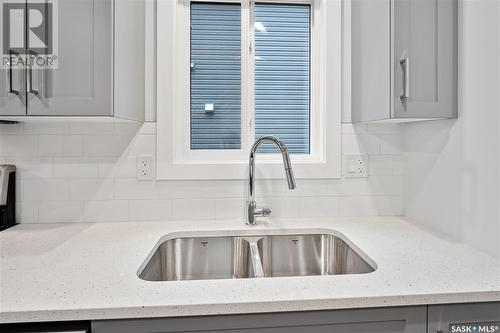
[0, 321, 90, 332]
[0, 165, 16, 231]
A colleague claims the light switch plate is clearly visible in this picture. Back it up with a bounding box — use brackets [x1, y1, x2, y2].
[342, 154, 368, 178]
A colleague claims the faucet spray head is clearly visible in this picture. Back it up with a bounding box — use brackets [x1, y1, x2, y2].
[283, 153, 296, 190]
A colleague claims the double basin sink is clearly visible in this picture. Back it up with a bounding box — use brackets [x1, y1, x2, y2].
[139, 232, 376, 281]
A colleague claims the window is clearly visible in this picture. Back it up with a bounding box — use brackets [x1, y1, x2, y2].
[157, 0, 341, 180]
[254, 3, 311, 154]
[190, 2, 310, 154]
[190, 3, 242, 150]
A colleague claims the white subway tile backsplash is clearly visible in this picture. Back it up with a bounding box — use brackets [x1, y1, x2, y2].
[339, 197, 379, 216]
[172, 199, 216, 220]
[38, 135, 84, 157]
[129, 200, 172, 221]
[215, 198, 245, 220]
[98, 156, 136, 178]
[378, 196, 403, 216]
[393, 156, 403, 175]
[23, 179, 69, 201]
[69, 179, 114, 200]
[69, 122, 114, 135]
[259, 197, 301, 218]
[23, 122, 69, 134]
[83, 200, 129, 222]
[328, 179, 373, 196]
[83, 135, 132, 157]
[114, 179, 165, 199]
[368, 176, 403, 196]
[342, 134, 380, 154]
[15, 201, 38, 223]
[38, 201, 84, 223]
[6, 157, 53, 179]
[380, 135, 403, 154]
[171, 180, 246, 199]
[299, 197, 339, 218]
[369, 156, 394, 176]
[257, 179, 329, 198]
[127, 134, 156, 156]
[2, 121, 403, 223]
[54, 158, 100, 178]
[0, 135, 37, 156]
[128, 180, 245, 200]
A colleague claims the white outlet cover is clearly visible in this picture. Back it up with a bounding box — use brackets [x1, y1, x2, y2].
[136, 155, 154, 180]
[342, 154, 369, 178]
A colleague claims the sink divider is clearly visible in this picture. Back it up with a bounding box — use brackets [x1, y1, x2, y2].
[244, 237, 265, 278]
[249, 241, 265, 278]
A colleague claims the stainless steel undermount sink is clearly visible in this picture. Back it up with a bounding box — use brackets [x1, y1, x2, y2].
[139, 232, 376, 281]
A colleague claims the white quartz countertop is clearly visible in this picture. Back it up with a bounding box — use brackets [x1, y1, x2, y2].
[1, 217, 499, 324]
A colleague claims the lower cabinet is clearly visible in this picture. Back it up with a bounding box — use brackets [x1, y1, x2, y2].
[428, 302, 500, 333]
[92, 306, 427, 333]
[2, 302, 498, 333]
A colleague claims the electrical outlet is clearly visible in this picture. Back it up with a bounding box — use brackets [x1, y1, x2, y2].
[136, 155, 154, 180]
[343, 154, 368, 178]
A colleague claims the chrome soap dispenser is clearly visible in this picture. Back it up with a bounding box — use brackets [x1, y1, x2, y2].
[0, 165, 16, 231]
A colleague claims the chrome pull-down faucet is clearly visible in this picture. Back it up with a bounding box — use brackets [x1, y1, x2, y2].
[247, 136, 296, 225]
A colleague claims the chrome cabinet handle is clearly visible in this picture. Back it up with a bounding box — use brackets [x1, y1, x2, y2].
[27, 51, 39, 96]
[8, 50, 19, 95]
[400, 57, 410, 100]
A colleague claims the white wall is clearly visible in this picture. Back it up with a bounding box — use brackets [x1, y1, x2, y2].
[403, 0, 500, 258]
[0, 0, 405, 225]
[1, 121, 403, 224]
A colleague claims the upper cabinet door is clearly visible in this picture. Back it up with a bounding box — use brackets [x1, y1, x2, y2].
[0, 1, 27, 116]
[393, 0, 457, 119]
[27, 0, 112, 116]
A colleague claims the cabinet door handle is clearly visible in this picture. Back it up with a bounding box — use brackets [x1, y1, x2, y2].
[400, 57, 410, 100]
[8, 50, 20, 95]
[27, 50, 39, 96]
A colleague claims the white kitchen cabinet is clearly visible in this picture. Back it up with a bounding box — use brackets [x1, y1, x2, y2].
[0, 0, 144, 121]
[352, 0, 457, 122]
[0, 2, 26, 116]
[27, 0, 112, 117]
[0, 64, 25, 117]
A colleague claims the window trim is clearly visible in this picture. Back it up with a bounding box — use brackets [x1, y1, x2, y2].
[157, 0, 341, 180]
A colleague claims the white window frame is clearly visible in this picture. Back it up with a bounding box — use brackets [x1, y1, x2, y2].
[157, 0, 341, 180]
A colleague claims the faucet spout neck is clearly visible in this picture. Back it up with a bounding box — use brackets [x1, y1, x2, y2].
[247, 136, 296, 225]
